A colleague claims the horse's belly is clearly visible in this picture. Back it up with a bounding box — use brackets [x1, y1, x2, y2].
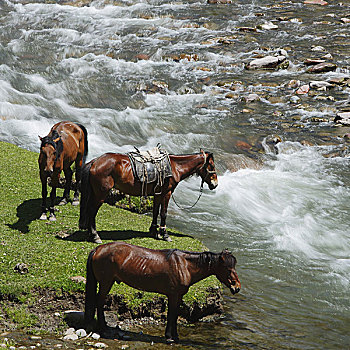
[118, 273, 173, 295]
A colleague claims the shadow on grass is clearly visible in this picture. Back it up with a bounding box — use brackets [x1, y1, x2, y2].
[7, 198, 42, 233]
[59, 229, 192, 242]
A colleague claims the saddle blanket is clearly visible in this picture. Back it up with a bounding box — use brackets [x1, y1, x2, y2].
[127, 146, 173, 184]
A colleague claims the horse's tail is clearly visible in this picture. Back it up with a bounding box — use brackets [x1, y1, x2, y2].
[76, 123, 89, 166]
[79, 160, 93, 230]
[84, 248, 97, 328]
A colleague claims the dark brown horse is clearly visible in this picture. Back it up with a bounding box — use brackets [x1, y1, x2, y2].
[79, 150, 218, 243]
[38, 121, 88, 221]
[84, 242, 241, 343]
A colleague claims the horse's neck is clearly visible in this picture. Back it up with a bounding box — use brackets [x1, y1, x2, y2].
[186, 252, 218, 285]
[171, 154, 204, 181]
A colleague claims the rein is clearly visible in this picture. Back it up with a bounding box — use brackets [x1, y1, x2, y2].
[171, 150, 208, 210]
[171, 181, 204, 210]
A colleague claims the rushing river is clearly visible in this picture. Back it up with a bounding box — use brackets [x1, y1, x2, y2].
[0, 0, 349, 349]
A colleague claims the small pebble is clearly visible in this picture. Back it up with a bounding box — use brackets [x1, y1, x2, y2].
[76, 329, 87, 338]
[63, 334, 78, 341]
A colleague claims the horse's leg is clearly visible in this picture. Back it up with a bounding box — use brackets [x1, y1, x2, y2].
[159, 191, 172, 242]
[72, 155, 83, 206]
[48, 186, 57, 221]
[88, 202, 103, 244]
[96, 279, 125, 338]
[165, 294, 182, 343]
[149, 195, 161, 239]
[59, 167, 72, 206]
[39, 174, 48, 220]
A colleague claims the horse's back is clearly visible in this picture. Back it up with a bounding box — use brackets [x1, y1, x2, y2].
[92, 242, 187, 294]
[51, 121, 86, 160]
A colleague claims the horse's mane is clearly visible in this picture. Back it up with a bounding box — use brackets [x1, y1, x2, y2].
[40, 130, 64, 160]
[167, 249, 219, 267]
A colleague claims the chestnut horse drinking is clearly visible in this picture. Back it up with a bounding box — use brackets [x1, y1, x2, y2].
[79, 150, 218, 243]
[84, 241, 241, 343]
[38, 121, 88, 221]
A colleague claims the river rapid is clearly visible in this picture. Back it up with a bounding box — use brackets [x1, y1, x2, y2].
[0, 0, 349, 349]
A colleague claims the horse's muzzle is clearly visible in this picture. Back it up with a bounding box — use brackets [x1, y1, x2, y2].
[44, 169, 53, 177]
[229, 280, 241, 295]
[209, 179, 218, 190]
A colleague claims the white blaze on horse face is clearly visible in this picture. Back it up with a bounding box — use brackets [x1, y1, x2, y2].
[211, 176, 218, 189]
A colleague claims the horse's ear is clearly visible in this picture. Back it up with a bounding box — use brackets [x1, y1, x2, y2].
[221, 248, 231, 256]
[38, 135, 43, 141]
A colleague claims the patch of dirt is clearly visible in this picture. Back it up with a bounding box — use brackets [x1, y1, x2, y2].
[0, 287, 223, 334]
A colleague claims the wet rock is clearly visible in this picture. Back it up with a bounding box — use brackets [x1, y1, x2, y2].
[245, 55, 286, 70]
[304, 58, 326, 66]
[304, 0, 328, 5]
[290, 96, 301, 103]
[287, 80, 300, 89]
[290, 18, 303, 23]
[311, 45, 326, 52]
[334, 112, 350, 125]
[306, 62, 336, 73]
[328, 77, 347, 85]
[225, 92, 238, 99]
[309, 81, 334, 89]
[14, 263, 28, 274]
[238, 27, 257, 32]
[258, 21, 279, 30]
[340, 17, 350, 24]
[242, 93, 260, 103]
[277, 48, 288, 57]
[322, 53, 333, 60]
[235, 141, 252, 151]
[224, 154, 261, 172]
[91, 333, 101, 340]
[135, 54, 150, 60]
[296, 84, 310, 95]
[94, 342, 108, 348]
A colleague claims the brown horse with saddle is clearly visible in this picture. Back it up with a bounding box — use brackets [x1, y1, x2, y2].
[38, 121, 88, 221]
[79, 148, 218, 243]
[84, 241, 241, 343]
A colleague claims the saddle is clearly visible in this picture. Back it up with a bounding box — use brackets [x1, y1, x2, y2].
[127, 144, 173, 195]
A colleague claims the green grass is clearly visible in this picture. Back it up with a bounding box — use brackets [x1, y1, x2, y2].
[0, 141, 220, 322]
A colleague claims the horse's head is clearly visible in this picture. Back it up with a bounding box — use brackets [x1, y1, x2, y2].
[38, 134, 61, 175]
[197, 150, 218, 190]
[215, 249, 241, 295]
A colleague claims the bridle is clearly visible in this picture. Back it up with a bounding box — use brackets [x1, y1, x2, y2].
[199, 149, 216, 187]
[171, 150, 216, 210]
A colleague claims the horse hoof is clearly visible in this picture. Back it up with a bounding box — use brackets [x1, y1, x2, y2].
[58, 198, 68, 206]
[166, 337, 178, 344]
[39, 212, 47, 220]
[88, 235, 102, 244]
[162, 234, 172, 242]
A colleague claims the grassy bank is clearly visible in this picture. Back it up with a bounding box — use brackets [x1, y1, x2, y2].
[0, 141, 221, 333]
